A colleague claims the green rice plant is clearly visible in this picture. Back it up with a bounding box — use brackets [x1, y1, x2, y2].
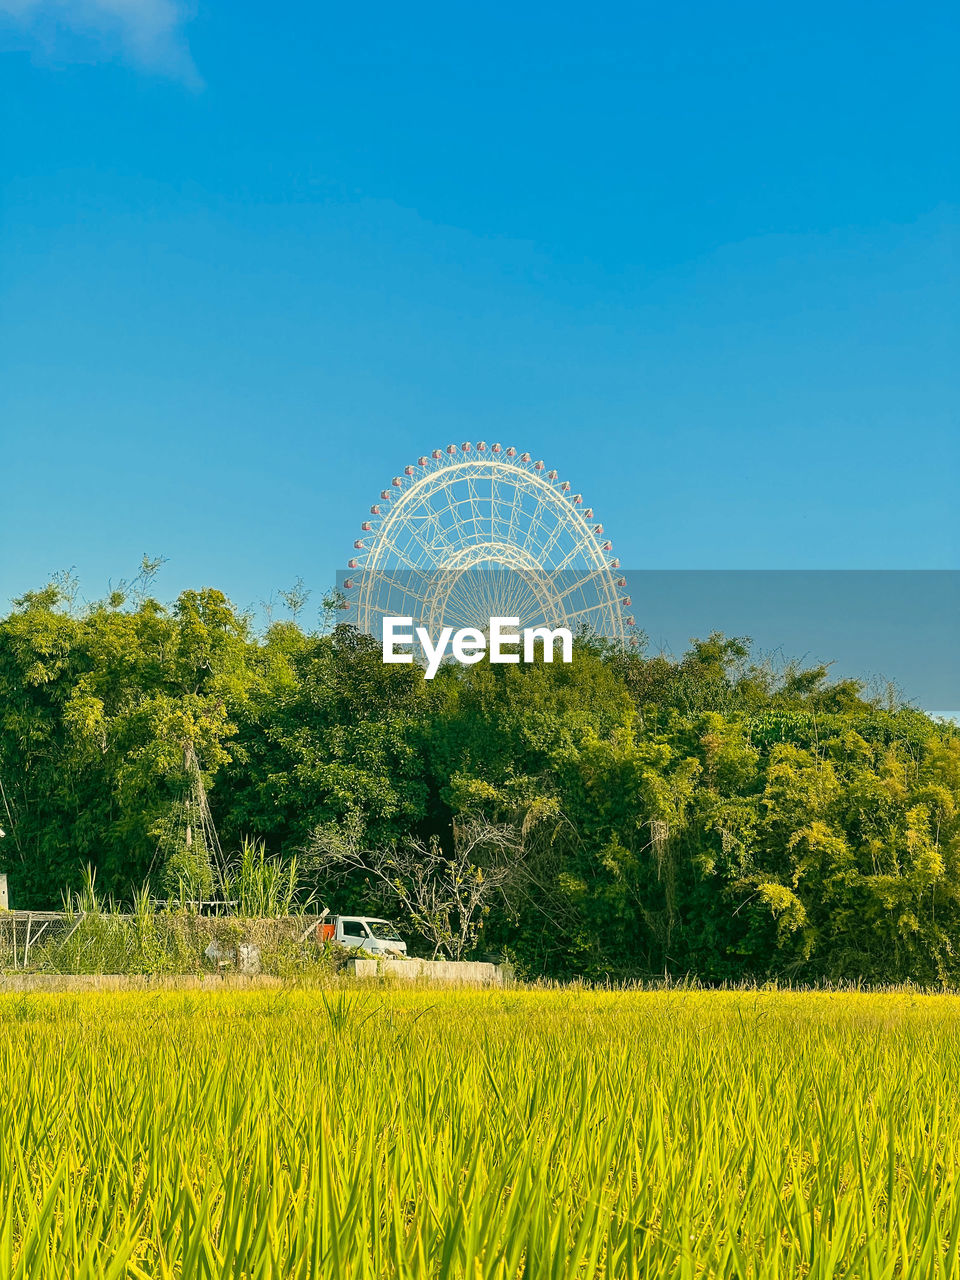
[3, 988, 960, 1277]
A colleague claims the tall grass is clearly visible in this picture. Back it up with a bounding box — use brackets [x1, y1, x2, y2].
[2, 988, 960, 1276]
[219, 837, 314, 917]
[45, 873, 205, 975]
[25, 897, 329, 981]
[7, 858, 327, 977]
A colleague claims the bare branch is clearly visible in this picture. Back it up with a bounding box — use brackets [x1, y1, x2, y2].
[306, 818, 519, 960]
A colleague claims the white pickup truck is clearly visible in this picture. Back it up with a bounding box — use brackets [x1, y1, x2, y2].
[318, 915, 408, 958]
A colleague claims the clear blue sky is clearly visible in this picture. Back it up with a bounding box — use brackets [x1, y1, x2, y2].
[1, 0, 957, 621]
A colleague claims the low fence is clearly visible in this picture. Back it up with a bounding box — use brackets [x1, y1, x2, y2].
[0, 912, 82, 969]
[0, 910, 326, 973]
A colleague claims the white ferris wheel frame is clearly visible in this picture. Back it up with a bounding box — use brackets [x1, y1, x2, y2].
[345, 446, 634, 649]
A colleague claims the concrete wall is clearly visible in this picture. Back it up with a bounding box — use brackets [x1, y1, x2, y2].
[0, 974, 284, 993]
[0, 962, 505, 992]
[346, 957, 503, 985]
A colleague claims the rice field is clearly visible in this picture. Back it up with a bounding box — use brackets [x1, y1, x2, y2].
[3, 986, 960, 1278]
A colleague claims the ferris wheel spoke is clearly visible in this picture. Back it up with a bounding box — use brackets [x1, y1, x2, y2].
[520, 495, 574, 570]
[549, 569, 615, 608]
[376, 547, 420, 575]
[517, 489, 548, 555]
[414, 500, 460, 558]
[464, 472, 485, 543]
[551, 534, 603, 575]
[496, 479, 520, 545]
[403, 508, 459, 554]
[497, 575, 529, 621]
[490, 470, 506, 543]
[443, 492, 477, 553]
[443, 584, 496, 630]
[513, 585, 551, 626]
[369, 530, 435, 574]
[504, 474, 527, 550]
[534, 510, 579, 570]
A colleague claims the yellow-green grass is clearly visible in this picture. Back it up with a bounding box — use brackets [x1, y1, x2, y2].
[2, 987, 960, 1278]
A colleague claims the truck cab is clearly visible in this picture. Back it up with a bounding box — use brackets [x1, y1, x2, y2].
[320, 915, 408, 958]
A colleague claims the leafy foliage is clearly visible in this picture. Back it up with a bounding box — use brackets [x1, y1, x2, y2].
[2, 579, 958, 982]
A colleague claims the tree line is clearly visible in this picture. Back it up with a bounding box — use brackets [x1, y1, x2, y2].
[1, 572, 958, 983]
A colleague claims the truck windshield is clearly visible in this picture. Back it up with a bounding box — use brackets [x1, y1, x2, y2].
[366, 920, 403, 941]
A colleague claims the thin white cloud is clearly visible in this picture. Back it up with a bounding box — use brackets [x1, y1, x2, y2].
[0, 0, 200, 85]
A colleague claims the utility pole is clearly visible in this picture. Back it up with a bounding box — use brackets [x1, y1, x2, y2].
[0, 820, 7, 908]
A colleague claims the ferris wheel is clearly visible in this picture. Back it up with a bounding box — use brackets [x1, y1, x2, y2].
[342, 442, 636, 649]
